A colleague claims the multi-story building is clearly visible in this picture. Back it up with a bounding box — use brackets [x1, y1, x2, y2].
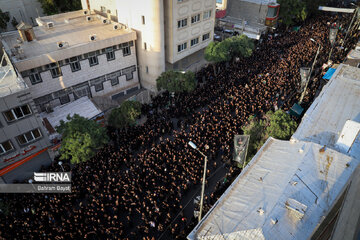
[0, 49, 51, 182]
[1, 10, 139, 112]
[80, 0, 216, 91]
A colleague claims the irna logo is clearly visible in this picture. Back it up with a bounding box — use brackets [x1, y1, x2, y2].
[33, 172, 71, 182]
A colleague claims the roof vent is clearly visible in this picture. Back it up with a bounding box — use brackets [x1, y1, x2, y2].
[89, 34, 97, 41]
[285, 198, 307, 220]
[86, 16, 94, 22]
[47, 22, 54, 28]
[57, 41, 69, 49]
[113, 24, 121, 30]
[257, 207, 265, 215]
[103, 19, 110, 24]
[83, 9, 90, 15]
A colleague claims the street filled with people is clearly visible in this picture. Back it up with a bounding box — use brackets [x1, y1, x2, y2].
[0, 10, 358, 240]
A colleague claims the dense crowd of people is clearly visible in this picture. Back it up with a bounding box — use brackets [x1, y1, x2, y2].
[0, 10, 358, 240]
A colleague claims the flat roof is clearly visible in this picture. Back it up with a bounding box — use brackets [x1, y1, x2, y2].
[188, 138, 360, 240]
[1, 10, 136, 71]
[0, 64, 27, 98]
[292, 64, 360, 148]
[39, 96, 102, 134]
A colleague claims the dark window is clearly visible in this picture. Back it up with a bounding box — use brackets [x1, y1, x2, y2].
[203, 32, 210, 41]
[69, 56, 81, 72]
[17, 129, 42, 145]
[49, 63, 62, 78]
[94, 83, 104, 92]
[123, 46, 131, 56]
[0, 140, 13, 155]
[3, 104, 32, 122]
[59, 95, 70, 105]
[177, 18, 187, 28]
[111, 77, 119, 86]
[29, 68, 42, 85]
[106, 47, 115, 61]
[88, 51, 98, 66]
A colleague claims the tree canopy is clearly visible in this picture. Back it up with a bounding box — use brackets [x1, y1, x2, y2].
[108, 101, 142, 129]
[278, 0, 307, 26]
[38, 0, 82, 15]
[242, 110, 298, 160]
[156, 70, 196, 93]
[56, 114, 109, 164]
[0, 9, 10, 30]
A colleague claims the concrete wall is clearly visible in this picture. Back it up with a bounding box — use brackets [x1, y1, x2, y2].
[83, 0, 165, 92]
[164, 0, 215, 64]
[0, 89, 50, 168]
[0, 0, 44, 31]
[21, 43, 139, 109]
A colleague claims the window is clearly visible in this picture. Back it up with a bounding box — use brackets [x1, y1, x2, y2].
[0, 140, 13, 155]
[191, 14, 201, 24]
[203, 32, 210, 41]
[191, 37, 199, 46]
[94, 83, 104, 92]
[177, 18, 187, 28]
[69, 56, 81, 72]
[111, 77, 119, 86]
[3, 104, 32, 122]
[177, 42, 187, 52]
[17, 129, 42, 145]
[203, 10, 211, 20]
[146, 66, 149, 73]
[106, 47, 115, 61]
[29, 68, 42, 85]
[144, 42, 147, 50]
[88, 51, 98, 66]
[142, 15, 145, 25]
[49, 63, 62, 78]
[123, 46, 131, 56]
[59, 95, 70, 105]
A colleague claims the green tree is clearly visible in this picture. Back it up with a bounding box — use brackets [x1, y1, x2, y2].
[205, 35, 254, 74]
[204, 40, 232, 75]
[0, 9, 10, 30]
[156, 70, 196, 93]
[225, 34, 255, 61]
[242, 110, 298, 161]
[56, 114, 109, 164]
[37, 0, 82, 15]
[265, 110, 298, 140]
[108, 101, 142, 129]
[278, 0, 307, 27]
[11, 17, 18, 28]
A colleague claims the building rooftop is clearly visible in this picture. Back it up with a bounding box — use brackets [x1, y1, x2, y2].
[0, 10, 136, 72]
[0, 52, 27, 97]
[292, 64, 360, 150]
[40, 96, 102, 136]
[188, 138, 360, 240]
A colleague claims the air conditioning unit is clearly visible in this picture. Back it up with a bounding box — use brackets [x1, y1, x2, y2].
[89, 34, 97, 41]
[102, 19, 110, 24]
[57, 41, 68, 49]
[86, 16, 93, 22]
[47, 22, 54, 28]
[113, 24, 121, 30]
[83, 9, 90, 15]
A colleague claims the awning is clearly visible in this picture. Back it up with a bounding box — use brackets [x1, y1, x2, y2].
[323, 68, 336, 80]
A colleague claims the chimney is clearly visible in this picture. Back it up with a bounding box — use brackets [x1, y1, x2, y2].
[16, 21, 36, 42]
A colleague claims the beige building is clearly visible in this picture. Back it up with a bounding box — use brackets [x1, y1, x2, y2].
[1, 10, 139, 112]
[81, 0, 216, 91]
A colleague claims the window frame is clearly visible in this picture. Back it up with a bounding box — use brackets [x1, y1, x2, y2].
[123, 46, 131, 56]
[0, 140, 14, 155]
[191, 37, 199, 47]
[69, 56, 81, 72]
[191, 14, 201, 24]
[16, 129, 42, 146]
[49, 62, 62, 78]
[177, 18, 187, 29]
[203, 10, 212, 20]
[177, 42, 187, 52]
[3, 104, 32, 123]
[106, 47, 115, 61]
[88, 51, 99, 67]
[202, 32, 210, 41]
[29, 68, 42, 85]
